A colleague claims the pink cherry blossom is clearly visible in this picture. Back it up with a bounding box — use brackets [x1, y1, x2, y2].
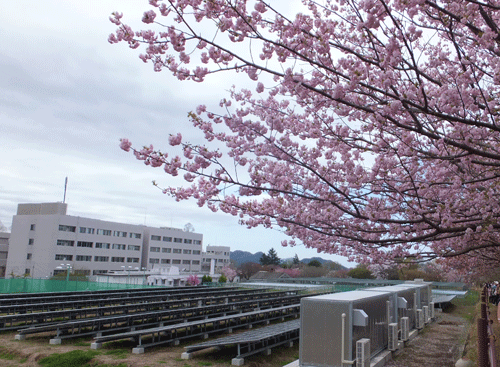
[110, 0, 500, 278]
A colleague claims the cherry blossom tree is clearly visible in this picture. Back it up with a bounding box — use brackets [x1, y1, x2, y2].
[186, 274, 200, 286]
[110, 0, 500, 273]
[220, 265, 238, 281]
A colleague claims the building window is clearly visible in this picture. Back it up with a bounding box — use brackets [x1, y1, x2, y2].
[25, 269, 31, 275]
[94, 256, 109, 262]
[76, 255, 92, 261]
[111, 257, 125, 262]
[59, 225, 76, 232]
[28, 238, 34, 245]
[127, 245, 140, 251]
[97, 229, 112, 236]
[162, 248, 171, 253]
[150, 247, 160, 253]
[172, 259, 181, 264]
[95, 242, 110, 249]
[183, 249, 192, 254]
[182, 260, 190, 265]
[112, 244, 126, 250]
[173, 238, 183, 243]
[77, 241, 93, 248]
[30, 224, 35, 231]
[127, 257, 139, 263]
[173, 248, 181, 254]
[149, 258, 159, 264]
[193, 240, 202, 245]
[80, 227, 95, 234]
[193, 250, 201, 255]
[162, 236, 172, 242]
[93, 269, 108, 275]
[184, 239, 193, 244]
[161, 259, 171, 264]
[57, 239, 74, 247]
[129, 232, 141, 239]
[27, 253, 32, 260]
[151, 235, 161, 241]
[192, 260, 200, 265]
[113, 231, 127, 237]
[55, 254, 73, 261]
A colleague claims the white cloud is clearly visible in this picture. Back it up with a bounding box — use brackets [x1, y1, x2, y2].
[0, 0, 353, 267]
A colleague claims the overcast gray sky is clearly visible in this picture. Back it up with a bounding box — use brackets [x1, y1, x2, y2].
[0, 0, 353, 266]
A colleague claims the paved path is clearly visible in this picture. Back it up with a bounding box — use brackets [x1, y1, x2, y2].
[385, 311, 470, 367]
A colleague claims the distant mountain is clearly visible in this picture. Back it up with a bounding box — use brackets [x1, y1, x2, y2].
[300, 257, 333, 265]
[230, 250, 265, 266]
[231, 251, 347, 269]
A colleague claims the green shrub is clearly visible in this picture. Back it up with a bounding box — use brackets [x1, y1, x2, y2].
[38, 350, 99, 367]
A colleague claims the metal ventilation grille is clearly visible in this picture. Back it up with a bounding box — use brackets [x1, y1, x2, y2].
[356, 338, 370, 367]
[416, 309, 424, 329]
[401, 317, 409, 341]
[388, 323, 398, 351]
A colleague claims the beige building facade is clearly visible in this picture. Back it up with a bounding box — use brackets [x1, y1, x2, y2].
[6, 202, 209, 279]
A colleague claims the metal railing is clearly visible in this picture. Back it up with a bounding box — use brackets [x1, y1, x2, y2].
[0, 278, 155, 294]
[479, 286, 497, 367]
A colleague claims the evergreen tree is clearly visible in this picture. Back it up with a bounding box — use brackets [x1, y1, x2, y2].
[292, 254, 300, 266]
[260, 248, 281, 265]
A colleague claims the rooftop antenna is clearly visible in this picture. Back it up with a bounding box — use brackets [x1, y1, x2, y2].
[63, 177, 68, 203]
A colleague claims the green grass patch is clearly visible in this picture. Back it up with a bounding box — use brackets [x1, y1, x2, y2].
[0, 346, 17, 360]
[38, 350, 100, 367]
[197, 362, 213, 366]
[104, 348, 128, 359]
[73, 340, 91, 347]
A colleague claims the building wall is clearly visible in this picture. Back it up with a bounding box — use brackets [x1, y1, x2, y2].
[6, 203, 212, 279]
[0, 232, 9, 277]
[145, 227, 203, 272]
[202, 245, 231, 272]
[6, 203, 145, 278]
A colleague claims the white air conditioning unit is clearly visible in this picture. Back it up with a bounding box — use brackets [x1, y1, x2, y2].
[401, 317, 409, 341]
[416, 309, 424, 329]
[423, 306, 429, 324]
[356, 338, 370, 367]
[388, 323, 398, 351]
[429, 302, 435, 319]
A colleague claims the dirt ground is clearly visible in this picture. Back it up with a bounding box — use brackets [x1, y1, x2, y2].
[0, 329, 300, 367]
[385, 310, 470, 367]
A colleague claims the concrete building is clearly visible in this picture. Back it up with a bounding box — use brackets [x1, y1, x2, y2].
[201, 245, 231, 273]
[0, 232, 9, 277]
[5, 202, 211, 279]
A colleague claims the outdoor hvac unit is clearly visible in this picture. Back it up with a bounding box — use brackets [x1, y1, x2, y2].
[402, 280, 433, 309]
[364, 286, 410, 325]
[356, 338, 370, 367]
[415, 309, 424, 330]
[401, 317, 410, 341]
[300, 290, 392, 367]
[388, 323, 398, 351]
[429, 302, 435, 319]
[423, 305, 429, 324]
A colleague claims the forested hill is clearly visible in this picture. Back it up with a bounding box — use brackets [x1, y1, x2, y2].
[230, 250, 347, 269]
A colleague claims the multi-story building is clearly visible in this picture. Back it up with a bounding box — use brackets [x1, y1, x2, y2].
[201, 245, 231, 273]
[143, 227, 203, 272]
[5, 202, 210, 279]
[0, 232, 9, 277]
